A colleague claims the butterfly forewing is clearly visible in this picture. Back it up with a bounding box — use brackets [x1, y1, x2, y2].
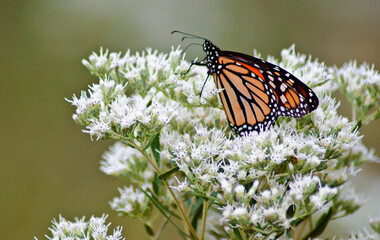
[214, 57, 278, 135]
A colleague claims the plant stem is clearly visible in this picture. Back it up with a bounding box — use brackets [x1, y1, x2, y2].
[162, 179, 199, 239]
[138, 144, 199, 240]
[296, 219, 308, 240]
[177, 189, 191, 237]
[191, 193, 225, 205]
[149, 146, 160, 170]
[187, 197, 197, 216]
[309, 216, 313, 231]
[200, 187, 212, 240]
[153, 218, 169, 240]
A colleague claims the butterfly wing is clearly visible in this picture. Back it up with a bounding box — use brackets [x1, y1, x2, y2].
[212, 51, 319, 135]
[222, 51, 319, 118]
[213, 56, 279, 135]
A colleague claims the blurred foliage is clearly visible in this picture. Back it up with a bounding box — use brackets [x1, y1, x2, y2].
[0, 0, 379, 239]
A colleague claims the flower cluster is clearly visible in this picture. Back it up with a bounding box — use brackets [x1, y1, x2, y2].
[163, 94, 368, 237]
[64, 45, 379, 239]
[331, 61, 380, 125]
[110, 186, 153, 220]
[370, 212, 380, 234]
[67, 76, 178, 142]
[343, 229, 380, 240]
[101, 142, 153, 181]
[36, 215, 124, 240]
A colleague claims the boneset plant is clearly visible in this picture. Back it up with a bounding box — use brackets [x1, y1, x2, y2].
[38, 44, 380, 240]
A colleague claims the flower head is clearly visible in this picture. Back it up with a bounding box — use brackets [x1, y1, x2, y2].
[36, 215, 124, 240]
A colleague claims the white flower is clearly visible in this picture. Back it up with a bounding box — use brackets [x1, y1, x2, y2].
[172, 177, 190, 192]
[220, 178, 233, 195]
[221, 204, 234, 221]
[310, 186, 338, 209]
[88, 47, 109, 69]
[110, 186, 151, 218]
[37, 215, 125, 240]
[369, 212, 380, 234]
[280, 45, 336, 93]
[82, 118, 111, 140]
[101, 142, 140, 175]
[343, 229, 380, 240]
[232, 207, 248, 218]
[288, 174, 319, 201]
[234, 185, 245, 199]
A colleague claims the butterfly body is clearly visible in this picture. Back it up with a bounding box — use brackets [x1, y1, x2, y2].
[200, 40, 319, 135]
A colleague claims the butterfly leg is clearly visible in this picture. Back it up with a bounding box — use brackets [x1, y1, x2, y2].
[199, 74, 210, 97]
[182, 58, 206, 75]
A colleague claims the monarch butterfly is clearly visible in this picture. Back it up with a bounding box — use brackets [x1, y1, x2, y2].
[172, 31, 319, 136]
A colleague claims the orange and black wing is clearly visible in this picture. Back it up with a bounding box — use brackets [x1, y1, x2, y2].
[222, 51, 319, 118]
[214, 52, 319, 135]
[213, 56, 278, 135]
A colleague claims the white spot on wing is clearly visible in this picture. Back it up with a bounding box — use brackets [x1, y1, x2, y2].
[280, 94, 287, 103]
[280, 83, 287, 92]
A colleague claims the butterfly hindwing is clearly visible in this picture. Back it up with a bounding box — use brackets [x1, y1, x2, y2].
[259, 63, 319, 118]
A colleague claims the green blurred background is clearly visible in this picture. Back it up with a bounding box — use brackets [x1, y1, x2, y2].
[1, 0, 379, 239]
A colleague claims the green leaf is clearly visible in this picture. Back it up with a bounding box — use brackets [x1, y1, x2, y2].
[189, 197, 203, 220]
[286, 204, 295, 218]
[207, 191, 218, 210]
[190, 198, 203, 231]
[152, 173, 162, 195]
[146, 98, 153, 108]
[140, 188, 189, 238]
[143, 132, 161, 167]
[159, 166, 180, 180]
[144, 224, 154, 236]
[352, 120, 362, 132]
[301, 207, 333, 240]
[142, 188, 181, 219]
[232, 227, 244, 240]
[286, 229, 292, 238]
[143, 132, 158, 151]
[121, 140, 136, 149]
[151, 132, 161, 167]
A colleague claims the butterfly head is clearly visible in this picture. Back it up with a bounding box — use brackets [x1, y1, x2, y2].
[203, 40, 221, 74]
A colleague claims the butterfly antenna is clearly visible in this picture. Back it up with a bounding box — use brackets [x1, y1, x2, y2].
[182, 42, 202, 53]
[171, 30, 208, 41]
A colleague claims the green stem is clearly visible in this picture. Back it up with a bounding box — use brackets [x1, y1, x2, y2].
[163, 179, 199, 239]
[309, 216, 313, 231]
[138, 144, 199, 240]
[296, 218, 308, 240]
[192, 193, 225, 205]
[139, 146, 160, 173]
[187, 197, 197, 216]
[177, 188, 191, 237]
[200, 187, 212, 240]
[331, 214, 347, 220]
[363, 110, 380, 124]
[153, 218, 169, 240]
[200, 201, 208, 240]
